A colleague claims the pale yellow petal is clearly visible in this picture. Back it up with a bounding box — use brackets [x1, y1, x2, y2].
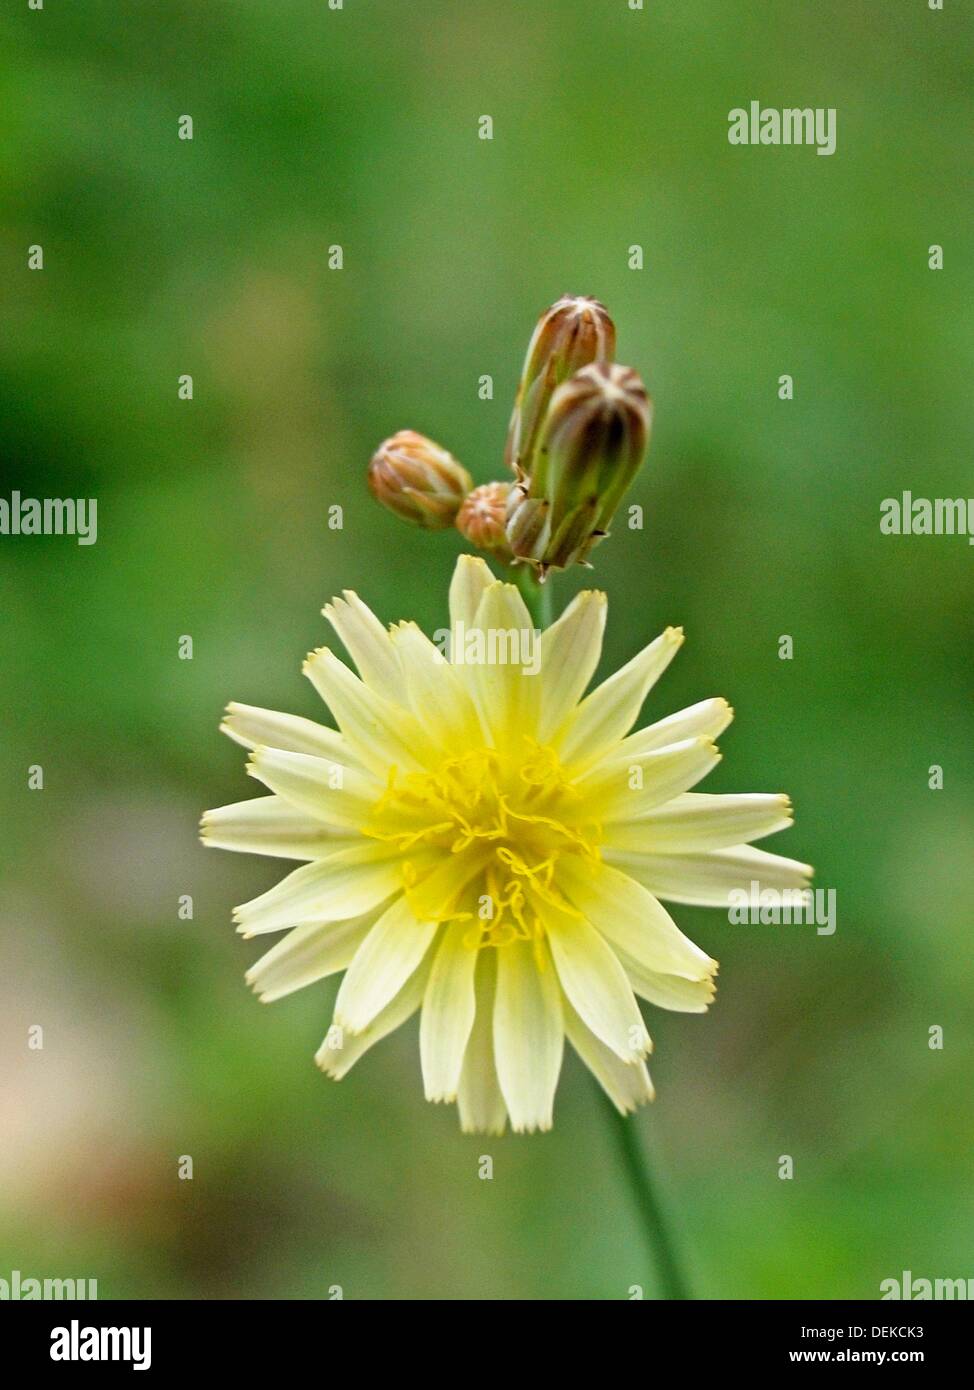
[562, 995, 655, 1113]
[232, 844, 402, 937]
[556, 626, 684, 770]
[605, 843, 812, 907]
[200, 795, 354, 860]
[449, 553, 495, 631]
[390, 621, 481, 748]
[246, 911, 378, 1002]
[493, 937, 563, 1133]
[465, 581, 540, 748]
[303, 645, 439, 775]
[603, 792, 794, 853]
[334, 895, 439, 1034]
[319, 592, 400, 711]
[610, 697, 733, 760]
[544, 905, 649, 1062]
[246, 745, 379, 830]
[577, 735, 721, 818]
[220, 701, 351, 762]
[323, 590, 402, 699]
[457, 949, 508, 1136]
[610, 947, 718, 1013]
[558, 858, 717, 982]
[419, 921, 479, 1102]
[538, 589, 607, 740]
[317, 955, 432, 1080]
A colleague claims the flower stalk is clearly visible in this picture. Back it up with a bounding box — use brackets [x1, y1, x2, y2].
[596, 1085, 692, 1300]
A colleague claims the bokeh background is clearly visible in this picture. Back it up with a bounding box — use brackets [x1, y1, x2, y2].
[2, 0, 972, 1300]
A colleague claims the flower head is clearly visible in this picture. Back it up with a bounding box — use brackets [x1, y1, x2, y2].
[203, 556, 809, 1133]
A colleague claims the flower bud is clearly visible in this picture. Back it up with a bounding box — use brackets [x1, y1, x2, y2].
[504, 295, 616, 480]
[455, 481, 513, 561]
[367, 430, 473, 529]
[506, 362, 651, 572]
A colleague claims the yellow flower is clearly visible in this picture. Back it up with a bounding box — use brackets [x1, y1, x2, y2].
[202, 556, 810, 1133]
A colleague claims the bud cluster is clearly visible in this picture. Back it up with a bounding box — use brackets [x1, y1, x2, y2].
[507, 359, 650, 572]
[366, 295, 650, 575]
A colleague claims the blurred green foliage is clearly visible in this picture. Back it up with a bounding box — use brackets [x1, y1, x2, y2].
[1, 0, 971, 1299]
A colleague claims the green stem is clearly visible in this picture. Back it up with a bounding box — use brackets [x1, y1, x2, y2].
[595, 1085, 693, 1300]
[511, 564, 554, 629]
[537, 575, 554, 628]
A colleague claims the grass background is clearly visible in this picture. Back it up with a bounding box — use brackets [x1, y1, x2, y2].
[1, 0, 971, 1299]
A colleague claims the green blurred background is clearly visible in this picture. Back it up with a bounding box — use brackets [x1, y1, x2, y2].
[2, 0, 972, 1300]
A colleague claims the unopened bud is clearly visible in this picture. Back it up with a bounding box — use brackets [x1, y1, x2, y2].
[367, 430, 473, 529]
[504, 295, 616, 479]
[455, 481, 513, 560]
[506, 362, 651, 572]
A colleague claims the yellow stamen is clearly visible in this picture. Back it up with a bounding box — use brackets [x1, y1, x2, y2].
[364, 746, 601, 947]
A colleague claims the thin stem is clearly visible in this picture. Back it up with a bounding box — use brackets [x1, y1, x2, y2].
[537, 574, 554, 628]
[510, 564, 554, 629]
[595, 1085, 693, 1300]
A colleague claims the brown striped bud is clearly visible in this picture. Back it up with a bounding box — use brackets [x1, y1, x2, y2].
[367, 430, 473, 529]
[504, 296, 616, 481]
[506, 362, 651, 572]
[455, 481, 513, 561]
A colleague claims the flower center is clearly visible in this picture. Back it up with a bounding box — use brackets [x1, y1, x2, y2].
[363, 742, 602, 949]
